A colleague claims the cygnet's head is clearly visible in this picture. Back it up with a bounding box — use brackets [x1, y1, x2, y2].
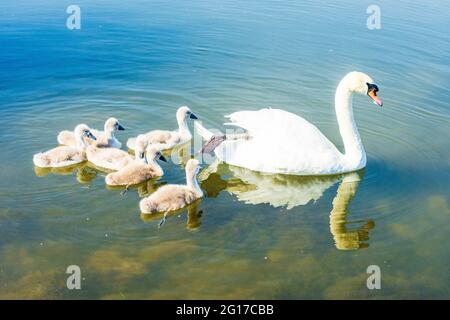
[341, 71, 383, 107]
[74, 124, 96, 141]
[176, 106, 198, 123]
[146, 145, 167, 162]
[104, 117, 125, 133]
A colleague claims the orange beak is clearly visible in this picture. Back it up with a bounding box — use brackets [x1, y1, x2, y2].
[368, 90, 383, 107]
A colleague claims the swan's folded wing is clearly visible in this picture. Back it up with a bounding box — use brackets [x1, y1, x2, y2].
[147, 130, 174, 144]
[220, 108, 343, 175]
[127, 137, 136, 150]
[226, 108, 321, 136]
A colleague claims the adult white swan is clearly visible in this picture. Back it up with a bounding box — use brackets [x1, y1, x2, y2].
[196, 72, 383, 175]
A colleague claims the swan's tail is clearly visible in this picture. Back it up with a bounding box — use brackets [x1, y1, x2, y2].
[57, 130, 74, 146]
[139, 197, 158, 214]
[126, 137, 136, 150]
[105, 172, 117, 186]
[194, 121, 214, 141]
[33, 153, 50, 167]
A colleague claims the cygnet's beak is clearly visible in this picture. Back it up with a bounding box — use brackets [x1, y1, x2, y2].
[86, 131, 97, 140]
[189, 113, 198, 120]
[159, 154, 167, 162]
[117, 124, 125, 131]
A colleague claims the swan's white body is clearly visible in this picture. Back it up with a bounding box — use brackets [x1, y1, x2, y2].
[86, 147, 133, 171]
[127, 106, 197, 151]
[87, 134, 148, 172]
[33, 146, 88, 168]
[105, 146, 165, 186]
[33, 124, 96, 168]
[196, 72, 380, 176]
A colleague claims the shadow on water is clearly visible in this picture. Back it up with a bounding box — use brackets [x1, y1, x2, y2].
[200, 162, 374, 250]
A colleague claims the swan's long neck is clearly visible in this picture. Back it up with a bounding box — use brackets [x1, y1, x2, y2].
[75, 133, 86, 149]
[335, 83, 366, 168]
[187, 171, 203, 197]
[147, 158, 163, 176]
[177, 115, 190, 137]
[104, 124, 115, 140]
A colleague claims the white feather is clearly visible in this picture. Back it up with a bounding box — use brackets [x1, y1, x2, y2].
[194, 121, 214, 141]
[214, 108, 344, 175]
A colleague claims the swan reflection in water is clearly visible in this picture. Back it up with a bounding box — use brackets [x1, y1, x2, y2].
[34, 163, 98, 184]
[140, 199, 203, 231]
[199, 162, 374, 250]
[34, 142, 374, 247]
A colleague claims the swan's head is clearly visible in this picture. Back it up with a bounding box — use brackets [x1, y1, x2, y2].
[146, 145, 167, 162]
[74, 124, 96, 141]
[135, 134, 149, 160]
[186, 158, 201, 178]
[343, 71, 383, 107]
[105, 117, 125, 133]
[177, 106, 198, 122]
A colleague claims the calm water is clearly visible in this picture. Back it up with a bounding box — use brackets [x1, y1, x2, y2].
[1, 0, 450, 299]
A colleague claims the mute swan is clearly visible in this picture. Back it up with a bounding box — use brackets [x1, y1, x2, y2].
[127, 106, 198, 151]
[139, 159, 203, 214]
[33, 124, 96, 168]
[196, 72, 383, 175]
[105, 144, 167, 187]
[58, 117, 125, 148]
[87, 134, 147, 172]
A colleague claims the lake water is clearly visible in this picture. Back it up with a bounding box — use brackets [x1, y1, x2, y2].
[1, 0, 449, 299]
